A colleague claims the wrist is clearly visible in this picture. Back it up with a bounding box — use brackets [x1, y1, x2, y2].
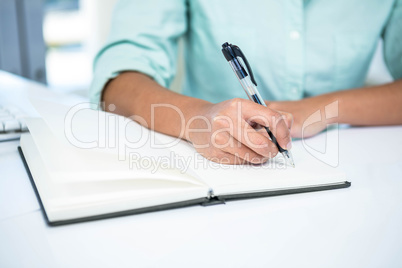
[320, 93, 341, 125]
[181, 98, 212, 142]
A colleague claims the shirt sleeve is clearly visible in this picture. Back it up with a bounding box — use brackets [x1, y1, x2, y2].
[89, 0, 187, 106]
[382, 0, 402, 80]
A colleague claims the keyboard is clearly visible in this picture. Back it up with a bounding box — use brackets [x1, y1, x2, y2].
[0, 70, 88, 143]
[0, 104, 29, 142]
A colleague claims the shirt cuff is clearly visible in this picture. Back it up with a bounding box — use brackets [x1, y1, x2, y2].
[89, 43, 169, 109]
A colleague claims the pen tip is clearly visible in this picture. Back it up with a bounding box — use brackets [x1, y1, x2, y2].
[282, 151, 295, 168]
[288, 158, 295, 168]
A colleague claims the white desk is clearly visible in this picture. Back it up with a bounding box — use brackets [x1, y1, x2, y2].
[1, 71, 402, 268]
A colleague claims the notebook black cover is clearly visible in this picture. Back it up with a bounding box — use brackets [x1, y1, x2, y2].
[18, 146, 351, 226]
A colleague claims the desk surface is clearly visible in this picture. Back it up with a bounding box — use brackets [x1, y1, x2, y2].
[1, 71, 402, 268]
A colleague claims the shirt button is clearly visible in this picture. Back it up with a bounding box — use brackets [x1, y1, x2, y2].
[291, 87, 298, 94]
[289, 30, 300, 40]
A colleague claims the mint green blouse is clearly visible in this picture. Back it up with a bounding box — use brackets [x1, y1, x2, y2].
[90, 0, 402, 105]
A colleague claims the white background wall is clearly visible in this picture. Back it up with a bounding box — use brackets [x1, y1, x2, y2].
[81, 0, 118, 59]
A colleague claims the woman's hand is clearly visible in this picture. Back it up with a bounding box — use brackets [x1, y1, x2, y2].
[185, 98, 293, 164]
[268, 80, 402, 139]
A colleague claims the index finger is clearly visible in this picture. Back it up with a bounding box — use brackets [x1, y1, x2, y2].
[242, 101, 292, 150]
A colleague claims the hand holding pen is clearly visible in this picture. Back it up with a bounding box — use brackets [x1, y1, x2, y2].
[221, 42, 295, 167]
[178, 42, 293, 165]
[186, 97, 293, 165]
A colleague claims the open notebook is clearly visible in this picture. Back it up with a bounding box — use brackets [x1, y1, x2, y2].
[19, 100, 350, 226]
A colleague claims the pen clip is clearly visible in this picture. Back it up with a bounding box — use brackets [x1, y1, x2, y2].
[231, 45, 258, 87]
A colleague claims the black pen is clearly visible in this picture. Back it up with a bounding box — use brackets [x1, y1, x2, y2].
[221, 42, 295, 167]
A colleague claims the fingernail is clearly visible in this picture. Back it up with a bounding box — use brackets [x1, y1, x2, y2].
[286, 141, 292, 150]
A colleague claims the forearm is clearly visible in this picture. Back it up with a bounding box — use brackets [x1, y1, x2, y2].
[102, 71, 210, 139]
[268, 79, 402, 138]
[324, 79, 402, 125]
